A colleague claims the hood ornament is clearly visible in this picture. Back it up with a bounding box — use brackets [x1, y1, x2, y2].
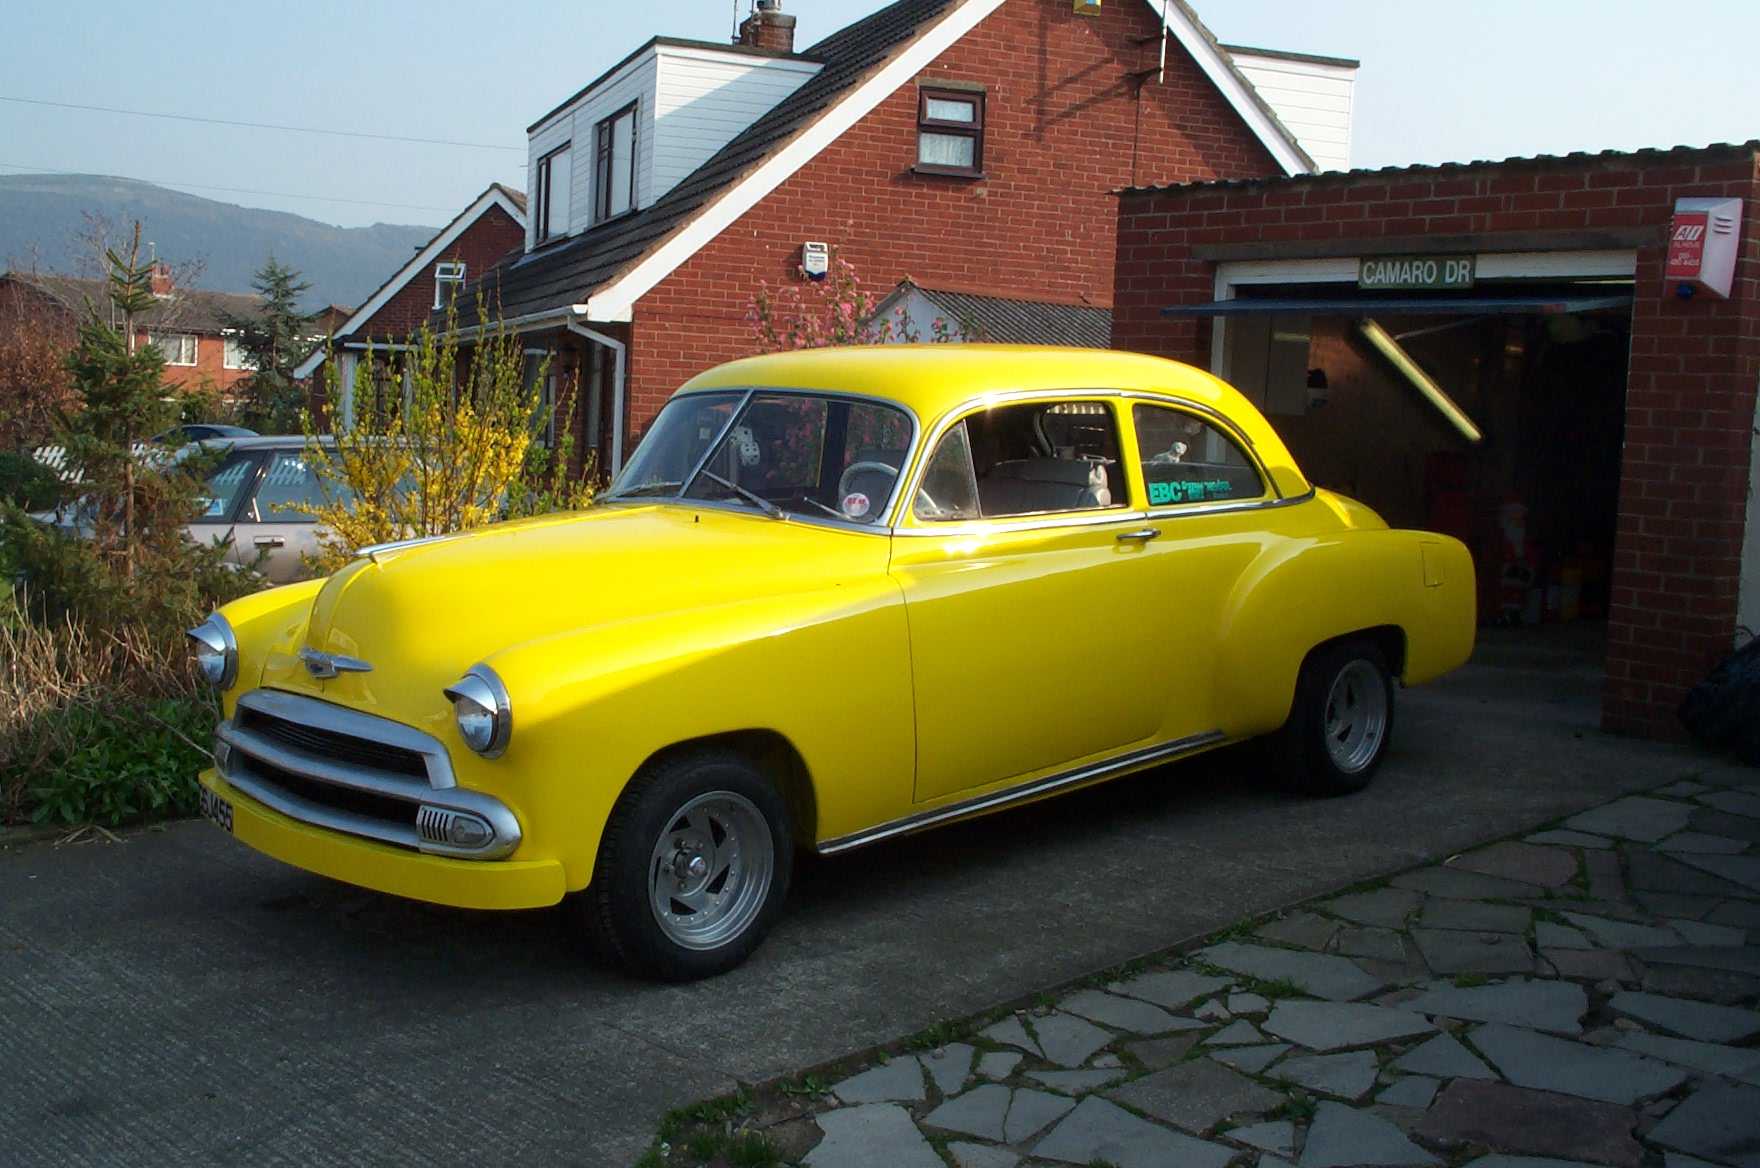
[299, 647, 374, 680]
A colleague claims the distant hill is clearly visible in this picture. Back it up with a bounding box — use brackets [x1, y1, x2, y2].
[0, 174, 442, 311]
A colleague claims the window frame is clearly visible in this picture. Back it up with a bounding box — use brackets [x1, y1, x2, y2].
[915, 87, 985, 178]
[594, 101, 639, 224]
[190, 449, 265, 526]
[221, 331, 251, 371]
[898, 391, 1289, 534]
[535, 143, 572, 245]
[1130, 401, 1272, 513]
[150, 331, 199, 367]
[433, 261, 466, 310]
[913, 395, 1129, 523]
[245, 446, 329, 525]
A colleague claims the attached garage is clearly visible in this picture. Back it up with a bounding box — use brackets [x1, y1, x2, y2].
[1112, 142, 1760, 739]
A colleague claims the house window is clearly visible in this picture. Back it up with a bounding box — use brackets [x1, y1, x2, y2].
[149, 331, 198, 366]
[536, 144, 572, 243]
[434, 261, 466, 309]
[595, 103, 637, 222]
[917, 88, 984, 176]
[222, 334, 254, 371]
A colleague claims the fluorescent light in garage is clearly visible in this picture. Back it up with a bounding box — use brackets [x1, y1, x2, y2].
[1356, 319, 1484, 444]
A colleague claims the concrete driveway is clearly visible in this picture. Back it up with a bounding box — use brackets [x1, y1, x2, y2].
[0, 635, 1713, 1167]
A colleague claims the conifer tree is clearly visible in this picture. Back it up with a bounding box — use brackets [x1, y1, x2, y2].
[226, 257, 314, 432]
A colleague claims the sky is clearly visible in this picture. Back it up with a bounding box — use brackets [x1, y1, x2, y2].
[2, 0, 1757, 230]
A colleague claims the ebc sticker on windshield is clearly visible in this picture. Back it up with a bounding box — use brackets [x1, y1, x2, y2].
[1148, 480, 1233, 506]
[841, 492, 871, 519]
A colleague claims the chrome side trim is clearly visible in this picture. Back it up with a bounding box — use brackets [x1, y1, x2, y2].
[1142, 488, 1318, 522]
[892, 508, 1152, 539]
[235, 689, 456, 789]
[815, 731, 1227, 856]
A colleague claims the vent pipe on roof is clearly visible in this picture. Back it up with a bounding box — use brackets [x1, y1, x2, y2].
[737, 0, 796, 54]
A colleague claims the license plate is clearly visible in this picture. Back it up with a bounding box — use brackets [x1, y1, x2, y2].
[200, 787, 234, 833]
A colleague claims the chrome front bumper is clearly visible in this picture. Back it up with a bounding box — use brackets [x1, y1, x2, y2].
[215, 689, 522, 860]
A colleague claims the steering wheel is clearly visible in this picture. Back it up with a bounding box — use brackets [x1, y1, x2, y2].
[836, 460, 898, 515]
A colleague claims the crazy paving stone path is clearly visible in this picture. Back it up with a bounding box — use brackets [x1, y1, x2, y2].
[666, 762, 1760, 1167]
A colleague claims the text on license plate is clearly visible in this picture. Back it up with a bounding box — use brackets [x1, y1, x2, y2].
[200, 787, 234, 833]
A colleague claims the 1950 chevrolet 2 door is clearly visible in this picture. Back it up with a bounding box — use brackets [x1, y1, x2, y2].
[189, 346, 1475, 980]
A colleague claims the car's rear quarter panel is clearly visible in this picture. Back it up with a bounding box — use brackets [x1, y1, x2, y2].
[1213, 516, 1476, 738]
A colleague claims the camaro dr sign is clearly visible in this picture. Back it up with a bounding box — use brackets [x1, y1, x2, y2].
[1358, 255, 1476, 291]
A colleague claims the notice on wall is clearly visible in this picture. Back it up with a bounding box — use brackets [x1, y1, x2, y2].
[1358, 255, 1476, 291]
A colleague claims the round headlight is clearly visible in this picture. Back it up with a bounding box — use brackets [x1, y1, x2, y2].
[442, 666, 511, 758]
[186, 614, 238, 690]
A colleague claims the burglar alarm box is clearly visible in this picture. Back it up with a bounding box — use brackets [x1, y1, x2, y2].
[1666, 197, 1743, 299]
[802, 241, 829, 280]
[1073, 0, 1101, 13]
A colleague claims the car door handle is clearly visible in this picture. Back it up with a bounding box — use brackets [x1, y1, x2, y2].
[1116, 527, 1162, 543]
[253, 535, 286, 548]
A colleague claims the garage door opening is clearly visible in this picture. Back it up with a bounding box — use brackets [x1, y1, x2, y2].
[1209, 280, 1635, 663]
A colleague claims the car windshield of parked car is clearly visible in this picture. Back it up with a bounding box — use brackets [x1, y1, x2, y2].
[607, 391, 914, 525]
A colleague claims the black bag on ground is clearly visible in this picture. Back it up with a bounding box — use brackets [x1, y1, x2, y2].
[1679, 636, 1760, 765]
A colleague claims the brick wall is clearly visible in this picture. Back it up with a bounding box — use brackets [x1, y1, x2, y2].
[624, 0, 1283, 436]
[139, 329, 251, 393]
[1113, 145, 1760, 739]
[350, 205, 526, 340]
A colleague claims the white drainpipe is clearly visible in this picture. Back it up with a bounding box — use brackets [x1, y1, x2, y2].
[566, 321, 627, 474]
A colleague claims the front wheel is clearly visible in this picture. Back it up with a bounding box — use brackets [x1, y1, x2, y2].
[582, 749, 793, 981]
[1274, 641, 1395, 795]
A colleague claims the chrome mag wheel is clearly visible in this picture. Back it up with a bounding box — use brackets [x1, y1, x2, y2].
[1324, 658, 1390, 774]
[647, 791, 776, 951]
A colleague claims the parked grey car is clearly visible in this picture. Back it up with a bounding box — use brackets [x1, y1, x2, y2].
[188, 436, 343, 582]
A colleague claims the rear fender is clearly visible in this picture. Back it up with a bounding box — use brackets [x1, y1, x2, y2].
[1212, 530, 1474, 737]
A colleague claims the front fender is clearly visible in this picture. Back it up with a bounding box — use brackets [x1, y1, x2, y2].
[217, 577, 327, 711]
[476, 580, 914, 891]
[1213, 529, 1475, 738]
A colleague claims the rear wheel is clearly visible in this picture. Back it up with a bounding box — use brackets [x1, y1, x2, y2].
[1275, 641, 1394, 795]
[583, 749, 793, 981]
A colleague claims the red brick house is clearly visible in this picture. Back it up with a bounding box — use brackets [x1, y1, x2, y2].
[294, 184, 527, 419]
[0, 264, 261, 393]
[1111, 142, 1760, 739]
[436, 0, 1352, 474]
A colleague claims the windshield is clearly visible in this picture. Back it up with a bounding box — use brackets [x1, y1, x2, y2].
[607, 390, 915, 525]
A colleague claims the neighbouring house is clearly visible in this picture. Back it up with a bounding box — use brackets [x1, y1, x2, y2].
[1112, 140, 1760, 740]
[397, 0, 1354, 475]
[0, 263, 262, 393]
[292, 184, 528, 417]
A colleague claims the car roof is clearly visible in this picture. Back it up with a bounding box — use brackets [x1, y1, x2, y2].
[679, 345, 1242, 424]
[207, 435, 329, 450]
[674, 345, 1310, 497]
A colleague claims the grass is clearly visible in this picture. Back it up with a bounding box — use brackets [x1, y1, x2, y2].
[1238, 975, 1306, 1000]
[1273, 1092, 1318, 1122]
[779, 1073, 828, 1098]
[657, 1088, 753, 1142]
[902, 1018, 974, 1051]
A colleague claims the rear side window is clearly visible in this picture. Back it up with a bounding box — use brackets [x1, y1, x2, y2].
[1133, 404, 1265, 507]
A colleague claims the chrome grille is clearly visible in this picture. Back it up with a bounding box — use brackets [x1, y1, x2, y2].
[237, 707, 429, 778]
[215, 689, 521, 860]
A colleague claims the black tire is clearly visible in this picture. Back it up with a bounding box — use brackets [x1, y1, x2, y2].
[582, 748, 793, 982]
[1272, 641, 1395, 796]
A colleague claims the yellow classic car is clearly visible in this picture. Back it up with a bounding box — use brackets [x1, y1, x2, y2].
[188, 346, 1475, 980]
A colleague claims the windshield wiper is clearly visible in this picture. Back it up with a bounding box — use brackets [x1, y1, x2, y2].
[696, 470, 783, 519]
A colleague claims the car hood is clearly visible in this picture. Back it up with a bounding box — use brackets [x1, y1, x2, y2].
[257, 502, 893, 706]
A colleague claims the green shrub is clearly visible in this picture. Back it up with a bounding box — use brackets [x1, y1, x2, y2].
[0, 452, 61, 511]
[12, 695, 216, 827]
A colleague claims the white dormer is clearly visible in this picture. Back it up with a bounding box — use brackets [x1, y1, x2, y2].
[1222, 45, 1359, 173]
[525, 39, 822, 251]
